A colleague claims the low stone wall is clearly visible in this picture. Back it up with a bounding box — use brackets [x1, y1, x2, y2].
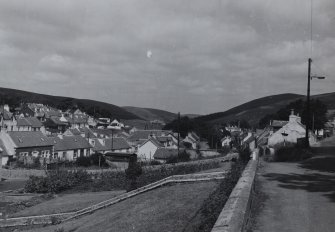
[211, 150, 259, 232]
[0, 171, 228, 228]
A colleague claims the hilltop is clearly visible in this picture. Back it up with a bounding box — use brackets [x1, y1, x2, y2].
[123, 106, 177, 123]
[0, 87, 139, 120]
[196, 93, 335, 127]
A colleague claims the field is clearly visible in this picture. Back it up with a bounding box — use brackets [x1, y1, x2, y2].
[24, 181, 219, 232]
[11, 190, 124, 218]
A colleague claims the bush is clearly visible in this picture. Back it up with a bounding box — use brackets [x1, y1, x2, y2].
[273, 146, 313, 162]
[76, 156, 91, 167]
[90, 153, 107, 167]
[238, 146, 251, 164]
[25, 170, 91, 193]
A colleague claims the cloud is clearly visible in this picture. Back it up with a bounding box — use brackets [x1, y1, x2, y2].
[0, 0, 334, 114]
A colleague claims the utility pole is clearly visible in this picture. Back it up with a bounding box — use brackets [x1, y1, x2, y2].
[305, 58, 312, 148]
[177, 112, 180, 155]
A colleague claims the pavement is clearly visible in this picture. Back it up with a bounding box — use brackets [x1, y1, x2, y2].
[249, 138, 335, 232]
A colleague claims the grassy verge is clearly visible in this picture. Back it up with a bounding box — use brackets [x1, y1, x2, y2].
[11, 190, 125, 217]
[24, 181, 220, 232]
[183, 161, 246, 232]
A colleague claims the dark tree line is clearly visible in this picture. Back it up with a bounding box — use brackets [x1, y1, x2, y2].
[258, 99, 328, 130]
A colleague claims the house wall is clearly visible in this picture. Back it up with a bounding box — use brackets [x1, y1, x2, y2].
[16, 146, 53, 158]
[137, 141, 159, 161]
[268, 122, 306, 147]
[56, 148, 89, 161]
[0, 132, 16, 156]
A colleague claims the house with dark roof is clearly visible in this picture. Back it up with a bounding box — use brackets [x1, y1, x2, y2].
[44, 115, 69, 134]
[127, 130, 176, 147]
[64, 127, 96, 138]
[49, 135, 92, 161]
[0, 131, 54, 164]
[15, 117, 44, 132]
[89, 137, 131, 154]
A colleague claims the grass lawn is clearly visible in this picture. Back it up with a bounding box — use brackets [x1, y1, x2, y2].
[12, 190, 125, 217]
[25, 181, 219, 232]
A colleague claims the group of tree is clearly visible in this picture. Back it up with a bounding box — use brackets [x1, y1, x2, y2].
[258, 99, 328, 130]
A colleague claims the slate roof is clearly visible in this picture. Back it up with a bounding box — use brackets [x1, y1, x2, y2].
[8, 131, 53, 148]
[49, 116, 69, 125]
[17, 117, 43, 127]
[90, 139, 106, 152]
[66, 115, 88, 125]
[127, 130, 172, 142]
[154, 148, 180, 160]
[49, 135, 92, 151]
[104, 137, 131, 150]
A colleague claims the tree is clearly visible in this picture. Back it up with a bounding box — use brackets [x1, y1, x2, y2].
[258, 99, 328, 130]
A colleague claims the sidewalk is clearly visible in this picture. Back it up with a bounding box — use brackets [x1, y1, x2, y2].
[249, 155, 335, 232]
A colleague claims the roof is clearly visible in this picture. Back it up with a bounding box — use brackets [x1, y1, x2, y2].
[127, 130, 172, 142]
[8, 131, 53, 148]
[90, 139, 106, 152]
[104, 137, 131, 150]
[49, 135, 92, 151]
[154, 148, 180, 160]
[271, 120, 288, 128]
[139, 137, 163, 148]
[16, 117, 43, 127]
[50, 116, 69, 126]
[66, 115, 88, 125]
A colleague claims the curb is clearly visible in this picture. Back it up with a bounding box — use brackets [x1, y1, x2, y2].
[211, 150, 259, 232]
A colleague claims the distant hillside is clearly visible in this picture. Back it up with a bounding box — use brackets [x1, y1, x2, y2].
[183, 114, 201, 119]
[123, 106, 177, 122]
[197, 92, 335, 127]
[0, 87, 139, 120]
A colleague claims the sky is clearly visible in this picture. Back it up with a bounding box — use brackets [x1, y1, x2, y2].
[0, 0, 334, 115]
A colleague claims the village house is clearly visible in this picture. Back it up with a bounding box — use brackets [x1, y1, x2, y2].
[64, 127, 96, 139]
[136, 137, 162, 161]
[44, 115, 69, 134]
[49, 135, 92, 161]
[127, 130, 178, 148]
[183, 132, 200, 149]
[0, 131, 54, 165]
[89, 137, 132, 154]
[268, 110, 317, 147]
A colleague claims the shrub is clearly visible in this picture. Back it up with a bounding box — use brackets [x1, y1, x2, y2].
[76, 156, 91, 167]
[90, 153, 107, 166]
[178, 150, 191, 162]
[238, 146, 251, 164]
[149, 160, 161, 165]
[183, 141, 193, 149]
[273, 146, 313, 162]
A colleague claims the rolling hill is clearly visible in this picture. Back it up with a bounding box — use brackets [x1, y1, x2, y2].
[0, 87, 139, 120]
[123, 106, 177, 122]
[197, 92, 335, 127]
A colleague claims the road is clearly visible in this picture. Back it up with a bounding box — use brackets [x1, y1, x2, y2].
[249, 137, 335, 232]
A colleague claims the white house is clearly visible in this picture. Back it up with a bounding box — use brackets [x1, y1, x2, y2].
[221, 136, 232, 147]
[268, 110, 316, 147]
[183, 132, 200, 149]
[136, 137, 162, 161]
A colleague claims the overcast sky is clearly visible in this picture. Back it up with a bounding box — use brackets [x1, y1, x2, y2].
[0, 0, 334, 114]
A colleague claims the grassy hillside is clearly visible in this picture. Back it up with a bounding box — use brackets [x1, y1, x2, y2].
[197, 93, 335, 126]
[0, 87, 140, 120]
[123, 106, 177, 122]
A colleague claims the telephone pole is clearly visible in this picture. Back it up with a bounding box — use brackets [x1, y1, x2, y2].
[305, 58, 312, 147]
[177, 112, 180, 155]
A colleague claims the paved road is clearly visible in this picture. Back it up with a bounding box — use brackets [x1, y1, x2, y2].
[249, 139, 335, 232]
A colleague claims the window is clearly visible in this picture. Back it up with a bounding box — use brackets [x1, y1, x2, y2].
[32, 151, 39, 157]
[41, 150, 50, 158]
[19, 152, 29, 157]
